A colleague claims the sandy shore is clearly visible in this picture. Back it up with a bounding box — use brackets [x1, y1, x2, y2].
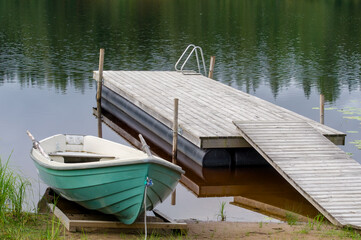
[63, 220, 361, 239]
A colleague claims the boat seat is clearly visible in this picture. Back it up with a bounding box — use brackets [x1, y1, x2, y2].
[49, 151, 115, 163]
[49, 151, 115, 158]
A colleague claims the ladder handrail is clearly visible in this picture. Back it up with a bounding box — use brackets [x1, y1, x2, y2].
[175, 44, 207, 76]
[174, 44, 196, 71]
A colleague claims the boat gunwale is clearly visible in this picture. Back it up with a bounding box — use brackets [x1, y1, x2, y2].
[29, 134, 184, 174]
[31, 149, 183, 174]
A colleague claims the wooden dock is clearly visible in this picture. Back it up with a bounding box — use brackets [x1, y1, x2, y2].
[93, 71, 345, 167]
[93, 70, 361, 229]
[94, 71, 344, 148]
[233, 121, 361, 229]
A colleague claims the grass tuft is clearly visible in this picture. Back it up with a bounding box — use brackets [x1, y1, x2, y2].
[0, 154, 30, 222]
[44, 196, 64, 240]
[285, 212, 298, 226]
[216, 201, 226, 221]
[0, 154, 67, 239]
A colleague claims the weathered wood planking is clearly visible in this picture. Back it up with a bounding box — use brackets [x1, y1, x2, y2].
[233, 121, 361, 229]
[93, 71, 345, 149]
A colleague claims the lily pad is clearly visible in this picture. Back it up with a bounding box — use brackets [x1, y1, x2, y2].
[343, 116, 361, 121]
[338, 106, 361, 115]
[338, 110, 356, 115]
[347, 131, 359, 133]
[349, 140, 361, 149]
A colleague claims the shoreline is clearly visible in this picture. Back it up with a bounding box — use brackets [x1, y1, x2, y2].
[63, 219, 361, 240]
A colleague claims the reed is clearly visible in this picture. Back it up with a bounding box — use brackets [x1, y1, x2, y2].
[0, 155, 29, 222]
[0, 155, 45, 239]
[0, 156, 13, 221]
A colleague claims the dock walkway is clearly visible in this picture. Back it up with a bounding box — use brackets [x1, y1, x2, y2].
[94, 71, 344, 149]
[233, 121, 361, 229]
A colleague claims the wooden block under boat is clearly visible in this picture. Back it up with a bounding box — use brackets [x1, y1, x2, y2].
[39, 188, 188, 233]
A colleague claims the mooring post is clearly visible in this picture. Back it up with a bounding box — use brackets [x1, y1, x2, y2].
[171, 98, 179, 206]
[96, 48, 105, 102]
[208, 56, 216, 79]
[97, 48, 105, 138]
[320, 94, 325, 124]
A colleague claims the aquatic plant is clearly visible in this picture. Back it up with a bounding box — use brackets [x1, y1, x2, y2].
[347, 131, 359, 134]
[344, 116, 361, 121]
[350, 140, 361, 150]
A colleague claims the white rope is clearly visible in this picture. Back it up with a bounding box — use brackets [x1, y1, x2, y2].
[144, 185, 148, 240]
[143, 177, 152, 240]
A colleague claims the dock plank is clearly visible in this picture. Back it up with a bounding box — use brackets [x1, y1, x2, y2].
[93, 71, 345, 148]
[233, 121, 361, 229]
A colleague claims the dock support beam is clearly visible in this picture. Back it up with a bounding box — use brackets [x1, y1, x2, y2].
[97, 48, 105, 138]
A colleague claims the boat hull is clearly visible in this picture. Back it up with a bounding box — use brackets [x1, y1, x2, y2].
[30, 134, 183, 225]
[34, 160, 181, 224]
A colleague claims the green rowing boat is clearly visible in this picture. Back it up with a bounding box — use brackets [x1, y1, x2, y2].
[29, 134, 184, 224]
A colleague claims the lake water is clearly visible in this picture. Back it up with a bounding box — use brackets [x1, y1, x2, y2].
[0, 0, 360, 221]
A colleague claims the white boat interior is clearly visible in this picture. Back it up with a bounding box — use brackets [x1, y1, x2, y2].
[39, 134, 148, 164]
[31, 134, 183, 172]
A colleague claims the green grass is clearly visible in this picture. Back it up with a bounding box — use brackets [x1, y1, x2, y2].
[301, 214, 325, 232]
[44, 201, 63, 240]
[0, 155, 66, 240]
[314, 214, 325, 230]
[285, 212, 298, 226]
[322, 227, 361, 240]
[0, 154, 29, 222]
[0, 213, 51, 239]
[216, 201, 226, 221]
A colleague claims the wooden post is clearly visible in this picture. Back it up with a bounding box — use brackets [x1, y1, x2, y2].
[171, 98, 179, 205]
[97, 101, 102, 138]
[97, 49, 105, 138]
[208, 56, 216, 79]
[320, 94, 324, 124]
[96, 48, 105, 102]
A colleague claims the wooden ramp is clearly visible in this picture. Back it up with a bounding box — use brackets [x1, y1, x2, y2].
[233, 121, 361, 229]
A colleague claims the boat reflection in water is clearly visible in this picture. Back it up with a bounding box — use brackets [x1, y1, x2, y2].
[95, 108, 320, 222]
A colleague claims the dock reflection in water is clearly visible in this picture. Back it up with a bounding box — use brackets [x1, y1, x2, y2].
[95, 108, 320, 222]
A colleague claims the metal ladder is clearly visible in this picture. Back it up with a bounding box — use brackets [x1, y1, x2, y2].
[175, 44, 207, 76]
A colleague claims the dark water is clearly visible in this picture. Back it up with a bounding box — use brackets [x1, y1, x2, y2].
[0, 0, 360, 220]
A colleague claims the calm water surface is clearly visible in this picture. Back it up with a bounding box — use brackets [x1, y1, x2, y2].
[0, 0, 360, 221]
